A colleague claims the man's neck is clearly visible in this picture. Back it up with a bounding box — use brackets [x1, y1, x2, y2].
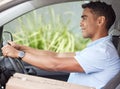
[91, 29, 108, 41]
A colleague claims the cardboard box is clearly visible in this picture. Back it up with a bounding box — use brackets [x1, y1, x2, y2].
[6, 73, 95, 89]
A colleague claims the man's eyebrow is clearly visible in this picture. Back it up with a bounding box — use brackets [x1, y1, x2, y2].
[81, 15, 87, 18]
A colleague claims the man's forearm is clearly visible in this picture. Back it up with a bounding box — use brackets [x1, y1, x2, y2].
[19, 45, 57, 56]
[19, 44, 75, 58]
[57, 52, 75, 57]
[21, 51, 82, 72]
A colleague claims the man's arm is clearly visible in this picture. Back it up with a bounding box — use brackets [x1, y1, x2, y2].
[21, 51, 84, 72]
[17, 44, 82, 72]
[2, 44, 84, 73]
[8, 41, 57, 56]
[9, 41, 76, 57]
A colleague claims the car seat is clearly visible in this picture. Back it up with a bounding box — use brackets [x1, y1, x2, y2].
[103, 35, 120, 89]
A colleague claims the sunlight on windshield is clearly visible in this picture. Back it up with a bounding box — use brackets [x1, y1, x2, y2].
[0, 0, 13, 6]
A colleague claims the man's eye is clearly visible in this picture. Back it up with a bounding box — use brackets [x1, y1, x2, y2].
[82, 17, 86, 20]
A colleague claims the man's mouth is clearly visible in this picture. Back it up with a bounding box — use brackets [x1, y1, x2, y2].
[81, 28, 85, 32]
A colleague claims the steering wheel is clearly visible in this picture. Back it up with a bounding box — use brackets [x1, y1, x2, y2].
[2, 39, 27, 73]
[3, 57, 27, 74]
[0, 35, 28, 87]
[2, 31, 27, 74]
[0, 55, 28, 86]
[0, 54, 28, 87]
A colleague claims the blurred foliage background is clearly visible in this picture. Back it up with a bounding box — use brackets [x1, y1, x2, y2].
[4, 1, 90, 53]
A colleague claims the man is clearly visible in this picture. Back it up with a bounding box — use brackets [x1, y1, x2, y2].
[1, 1, 120, 89]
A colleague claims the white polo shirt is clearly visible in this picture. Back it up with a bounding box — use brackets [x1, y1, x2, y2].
[67, 36, 120, 89]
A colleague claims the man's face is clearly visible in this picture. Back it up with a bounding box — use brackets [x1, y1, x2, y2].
[80, 8, 98, 39]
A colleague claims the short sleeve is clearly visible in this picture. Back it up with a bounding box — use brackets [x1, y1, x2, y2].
[74, 48, 106, 74]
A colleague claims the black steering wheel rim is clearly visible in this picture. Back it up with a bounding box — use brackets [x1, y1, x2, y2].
[0, 31, 27, 87]
[0, 56, 27, 87]
[6, 57, 27, 74]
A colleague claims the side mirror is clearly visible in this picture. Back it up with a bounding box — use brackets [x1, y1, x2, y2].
[2, 31, 13, 46]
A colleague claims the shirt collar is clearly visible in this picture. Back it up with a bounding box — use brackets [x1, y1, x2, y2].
[87, 36, 112, 47]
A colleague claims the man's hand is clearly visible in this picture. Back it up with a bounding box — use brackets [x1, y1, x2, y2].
[1, 44, 19, 58]
[8, 41, 21, 50]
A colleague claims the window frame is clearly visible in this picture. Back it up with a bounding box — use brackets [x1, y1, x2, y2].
[0, 0, 81, 27]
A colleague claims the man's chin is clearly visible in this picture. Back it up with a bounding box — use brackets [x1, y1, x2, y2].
[82, 35, 89, 38]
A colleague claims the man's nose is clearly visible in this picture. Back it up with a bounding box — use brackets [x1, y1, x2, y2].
[80, 20, 83, 27]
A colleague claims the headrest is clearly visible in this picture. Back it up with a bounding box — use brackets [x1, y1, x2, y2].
[112, 35, 120, 56]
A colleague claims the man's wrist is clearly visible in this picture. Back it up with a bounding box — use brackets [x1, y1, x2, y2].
[18, 51, 25, 59]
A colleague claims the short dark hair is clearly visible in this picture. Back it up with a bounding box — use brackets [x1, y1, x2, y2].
[82, 1, 116, 30]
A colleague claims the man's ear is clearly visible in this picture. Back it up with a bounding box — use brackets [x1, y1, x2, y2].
[97, 16, 106, 26]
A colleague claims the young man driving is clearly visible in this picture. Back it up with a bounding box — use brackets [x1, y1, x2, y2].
[2, 1, 120, 89]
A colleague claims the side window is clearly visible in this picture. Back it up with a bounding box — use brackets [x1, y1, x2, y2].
[3, 1, 90, 53]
